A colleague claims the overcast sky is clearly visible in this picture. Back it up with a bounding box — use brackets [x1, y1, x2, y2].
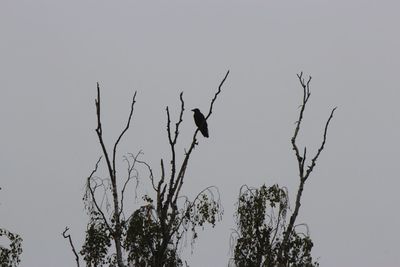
[1, 1, 400, 266]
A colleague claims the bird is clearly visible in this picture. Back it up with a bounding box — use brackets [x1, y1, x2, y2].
[192, 108, 209, 138]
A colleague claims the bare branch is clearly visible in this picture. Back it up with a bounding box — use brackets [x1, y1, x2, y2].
[205, 70, 230, 120]
[62, 227, 80, 267]
[157, 159, 166, 215]
[160, 159, 165, 185]
[86, 157, 112, 232]
[113, 91, 138, 177]
[95, 83, 115, 186]
[166, 107, 177, 184]
[162, 92, 187, 224]
[166, 107, 173, 144]
[137, 158, 156, 191]
[279, 73, 336, 264]
[164, 106, 178, 225]
[302, 147, 307, 171]
[172, 70, 230, 204]
[291, 74, 311, 176]
[304, 107, 337, 181]
[120, 151, 141, 216]
[173, 92, 185, 144]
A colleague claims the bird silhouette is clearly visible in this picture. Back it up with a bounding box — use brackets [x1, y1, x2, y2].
[192, 108, 209, 138]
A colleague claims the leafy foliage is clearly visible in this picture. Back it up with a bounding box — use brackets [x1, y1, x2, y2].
[124, 190, 222, 266]
[284, 232, 316, 267]
[233, 184, 318, 267]
[0, 228, 23, 267]
[80, 212, 111, 267]
[125, 202, 182, 267]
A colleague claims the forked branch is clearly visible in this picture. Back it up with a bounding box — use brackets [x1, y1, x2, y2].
[280, 73, 336, 265]
[95, 83, 114, 181]
[113, 91, 137, 177]
[173, 70, 230, 204]
[93, 84, 137, 267]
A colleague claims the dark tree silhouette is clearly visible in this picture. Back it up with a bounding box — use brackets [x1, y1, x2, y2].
[63, 70, 229, 267]
[231, 72, 336, 267]
[0, 188, 23, 267]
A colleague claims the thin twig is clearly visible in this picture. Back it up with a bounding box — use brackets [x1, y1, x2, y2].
[86, 157, 112, 232]
[173, 92, 185, 145]
[120, 151, 141, 215]
[137, 159, 156, 191]
[166, 106, 177, 187]
[304, 107, 337, 181]
[62, 227, 80, 267]
[206, 70, 230, 119]
[113, 91, 138, 179]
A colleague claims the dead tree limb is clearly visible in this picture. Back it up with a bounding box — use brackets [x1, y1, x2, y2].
[279, 72, 336, 265]
[92, 83, 137, 267]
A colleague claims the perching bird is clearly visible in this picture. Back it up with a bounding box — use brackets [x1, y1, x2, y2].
[192, 108, 209, 138]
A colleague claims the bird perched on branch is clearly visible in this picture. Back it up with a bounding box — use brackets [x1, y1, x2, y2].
[192, 108, 209, 138]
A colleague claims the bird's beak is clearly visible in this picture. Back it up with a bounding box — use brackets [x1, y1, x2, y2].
[191, 109, 195, 112]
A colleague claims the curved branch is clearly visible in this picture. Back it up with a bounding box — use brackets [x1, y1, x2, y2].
[120, 151, 141, 216]
[86, 157, 112, 232]
[304, 107, 337, 180]
[62, 227, 80, 267]
[113, 91, 137, 177]
[206, 70, 230, 120]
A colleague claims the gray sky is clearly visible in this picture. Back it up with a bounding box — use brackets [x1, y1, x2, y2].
[1, 1, 399, 266]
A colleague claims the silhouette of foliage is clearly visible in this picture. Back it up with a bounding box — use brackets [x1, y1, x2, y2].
[0, 228, 23, 267]
[232, 184, 319, 266]
[233, 184, 318, 266]
[0, 187, 23, 267]
[124, 201, 183, 267]
[80, 211, 111, 267]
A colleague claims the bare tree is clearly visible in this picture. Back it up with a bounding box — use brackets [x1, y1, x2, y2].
[232, 73, 336, 267]
[64, 70, 229, 267]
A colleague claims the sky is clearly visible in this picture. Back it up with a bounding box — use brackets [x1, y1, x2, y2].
[1, 1, 400, 266]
